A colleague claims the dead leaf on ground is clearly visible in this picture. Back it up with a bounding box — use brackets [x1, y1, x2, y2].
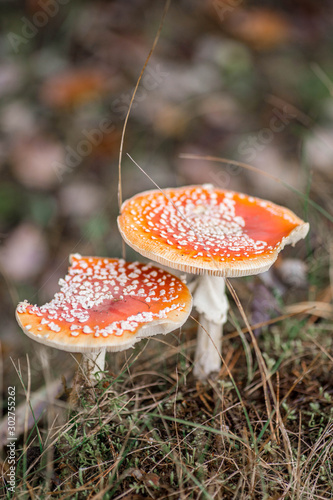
[226, 8, 292, 50]
[0, 223, 48, 282]
[10, 135, 65, 190]
[40, 68, 110, 109]
[275, 258, 308, 289]
[285, 301, 333, 320]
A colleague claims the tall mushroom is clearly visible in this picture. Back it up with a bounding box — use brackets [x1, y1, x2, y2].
[16, 254, 192, 385]
[117, 184, 309, 380]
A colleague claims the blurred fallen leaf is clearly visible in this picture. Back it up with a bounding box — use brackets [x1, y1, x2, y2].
[177, 146, 225, 185]
[0, 63, 23, 98]
[226, 8, 292, 50]
[155, 62, 220, 102]
[26, 0, 56, 13]
[285, 301, 333, 320]
[1, 101, 37, 135]
[239, 145, 306, 200]
[59, 183, 106, 218]
[10, 135, 65, 190]
[305, 127, 333, 179]
[143, 472, 160, 487]
[154, 103, 187, 137]
[275, 258, 308, 289]
[91, 130, 121, 159]
[40, 68, 109, 109]
[197, 94, 243, 130]
[0, 223, 48, 282]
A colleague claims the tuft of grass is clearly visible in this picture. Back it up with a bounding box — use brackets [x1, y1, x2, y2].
[4, 307, 333, 499]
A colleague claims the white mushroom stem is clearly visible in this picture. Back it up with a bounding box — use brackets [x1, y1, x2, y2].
[191, 275, 228, 380]
[80, 350, 106, 385]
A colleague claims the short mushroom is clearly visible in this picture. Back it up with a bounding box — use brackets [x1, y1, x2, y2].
[117, 184, 309, 380]
[16, 254, 192, 386]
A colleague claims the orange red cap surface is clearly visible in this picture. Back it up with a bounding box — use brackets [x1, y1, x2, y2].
[118, 185, 309, 277]
[16, 255, 192, 352]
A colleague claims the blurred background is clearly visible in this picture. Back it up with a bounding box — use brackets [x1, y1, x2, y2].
[0, 0, 332, 389]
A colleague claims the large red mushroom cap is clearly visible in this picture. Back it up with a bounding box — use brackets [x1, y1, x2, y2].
[118, 185, 309, 277]
[16, 255, 192, 352]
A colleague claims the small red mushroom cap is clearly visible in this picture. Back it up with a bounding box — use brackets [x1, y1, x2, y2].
[117, 185, 309, 277]
[16, 255, 192, 352]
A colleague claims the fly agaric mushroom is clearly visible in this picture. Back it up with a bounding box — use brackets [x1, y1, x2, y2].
[117, 184, 309, 380]
[16, 254, 192, 385]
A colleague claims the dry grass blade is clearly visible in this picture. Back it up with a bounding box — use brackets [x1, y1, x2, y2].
[190, 315, 257, 453]
[300, 422, 333, 497]
[116, 0, 170, 259]
[225, 282, 273, 414]
[265, 94, 314, 128]
[126, 154, 223, 272]
[228, 308, 253, 383]
[311, 63, 333, 97]
[225, 279, 295, 476]
[179, 152, 333, 223]
[306, 333, 333, 364]
[179, 153, 285, 186]
[125, 152, 297, 487]
[10, 326, 332, 499]
[226, 310, 313, 340]
[117, 0, 171, 213]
